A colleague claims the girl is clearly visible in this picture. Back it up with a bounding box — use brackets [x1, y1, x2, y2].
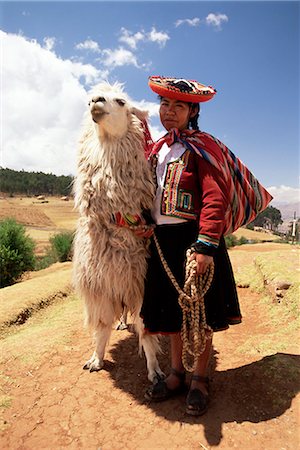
[141, 76, 271, 416]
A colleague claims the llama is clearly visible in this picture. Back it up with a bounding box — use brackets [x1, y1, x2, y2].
[73, 82, 163, 382]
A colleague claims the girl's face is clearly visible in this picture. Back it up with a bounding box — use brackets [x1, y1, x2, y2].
[159, 97, 196, 131]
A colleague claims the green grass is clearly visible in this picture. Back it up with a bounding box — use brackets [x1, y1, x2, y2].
[1, 294, 83, 366]
[255, 250, 299, 284]
[255, 249, 300, 322]
[230, 245, 300, 355]
[234, 262, 265, 292]
[0, 262, 72, 333]
[0, 395, 12, 409]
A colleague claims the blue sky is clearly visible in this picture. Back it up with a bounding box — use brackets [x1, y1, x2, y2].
[1, 1, 299, 204]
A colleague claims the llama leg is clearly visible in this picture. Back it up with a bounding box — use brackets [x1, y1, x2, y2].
[116, 306, 128, 330]
[141, 334, 165, 382]
[135, 317, 165, 382]
[83, 324, 112, 372]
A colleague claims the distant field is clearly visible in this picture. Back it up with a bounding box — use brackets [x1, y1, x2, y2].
[233, 226, 279, 242]
[0, 196, 78, 255]
[0, 195, 281, 255]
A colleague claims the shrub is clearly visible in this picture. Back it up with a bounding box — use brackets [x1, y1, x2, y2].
[50, 231, 74, 262]
[238, 236, 248, 245]
[225, 234, 238, 248]
[0, 218, 36, 287]
[35, 248, 57, 271]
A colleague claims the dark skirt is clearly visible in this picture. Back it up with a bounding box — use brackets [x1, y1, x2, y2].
[141, 221, 242, 334]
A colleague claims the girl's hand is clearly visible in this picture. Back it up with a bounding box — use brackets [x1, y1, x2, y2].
[189, 252, 213, 275]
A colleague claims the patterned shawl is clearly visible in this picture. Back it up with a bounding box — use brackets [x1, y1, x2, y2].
[149, 128, 273, 236]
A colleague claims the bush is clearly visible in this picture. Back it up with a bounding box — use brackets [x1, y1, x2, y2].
[237, 236, 248, 245]
[35, 248, 57, 271]
[225, 234, 238, 248]
[0, 218, 36, 287]
[50, 231, 74, 262]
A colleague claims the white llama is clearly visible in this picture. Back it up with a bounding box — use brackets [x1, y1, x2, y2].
[73, 82, 163, 382]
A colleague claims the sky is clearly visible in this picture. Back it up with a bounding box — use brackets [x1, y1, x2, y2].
[1, 0, 299, 205]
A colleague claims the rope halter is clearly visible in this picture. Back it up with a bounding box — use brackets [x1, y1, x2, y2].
[153, 233, 214, 372]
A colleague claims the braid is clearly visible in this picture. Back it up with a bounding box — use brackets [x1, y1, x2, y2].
[189, 104, 200, 130]
[189, 112, 199, 130]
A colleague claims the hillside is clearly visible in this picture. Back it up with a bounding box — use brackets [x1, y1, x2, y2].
[0, 243, 299, 449]
[271, 201, 299, 221]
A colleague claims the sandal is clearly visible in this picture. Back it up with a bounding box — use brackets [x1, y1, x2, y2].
[145, 368, 186, 402]
[186, 375, 209, 416]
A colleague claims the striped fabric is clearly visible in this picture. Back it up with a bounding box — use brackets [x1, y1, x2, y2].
[114, 212, 154, 238]
[150, 128, 273, 236]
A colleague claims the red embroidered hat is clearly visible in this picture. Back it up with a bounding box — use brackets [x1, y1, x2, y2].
[148, 76, 216, 103]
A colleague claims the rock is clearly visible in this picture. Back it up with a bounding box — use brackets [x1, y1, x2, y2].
[274, 281, 292, 290]
[275, 290, 284, 298]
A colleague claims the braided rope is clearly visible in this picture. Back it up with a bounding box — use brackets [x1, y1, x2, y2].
[153, 233, 214, 372]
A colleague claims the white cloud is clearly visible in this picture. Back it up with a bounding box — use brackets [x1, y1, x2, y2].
[118, 26, 170, 50]
[43, 36, 56, 51]
[119, 28, 145, 50]
[101, 47, 139, 68]
[1, 31, 160, 176]
[148, 27, 170, 48]
[267, 185, 300, 204]
[175, 18, 200, 28]
[149, 124, 164, 142]
[66, 59, 108, 85]
[75, 39, 101, 53]
[1, 31, 106, 176]
[206, 13, 229, 30]
[132, 100, 160, 118]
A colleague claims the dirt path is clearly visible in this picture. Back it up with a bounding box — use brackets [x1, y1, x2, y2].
[1, 287, 299, 449]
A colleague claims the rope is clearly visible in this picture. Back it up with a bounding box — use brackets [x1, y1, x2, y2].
[153, 233, 214, 372]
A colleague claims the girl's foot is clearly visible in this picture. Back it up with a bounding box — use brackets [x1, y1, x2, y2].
[186, 375, 209, 416]
[145, 367, 186, 402]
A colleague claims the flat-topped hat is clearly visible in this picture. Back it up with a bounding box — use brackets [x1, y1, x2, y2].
[148, 76, 216, 103]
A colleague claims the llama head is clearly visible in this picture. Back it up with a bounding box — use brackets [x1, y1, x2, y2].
[87, 82, 147, 139]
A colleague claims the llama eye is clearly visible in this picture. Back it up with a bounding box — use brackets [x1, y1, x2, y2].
[115, 99, 126, 106]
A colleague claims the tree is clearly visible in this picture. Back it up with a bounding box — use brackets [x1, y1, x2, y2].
[0, 167, 73, 196]
[50, 231, 74, 262]
[247, 206, 283, 231]
[0, 218, 36, 287]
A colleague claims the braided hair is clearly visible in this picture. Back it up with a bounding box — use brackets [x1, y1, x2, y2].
[188, 103, 200, 130]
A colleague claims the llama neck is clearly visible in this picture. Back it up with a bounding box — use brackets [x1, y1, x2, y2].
[76, 124, 154, 219]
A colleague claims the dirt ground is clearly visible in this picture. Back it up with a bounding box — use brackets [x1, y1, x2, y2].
[0, 203, 299, 450]
[1, 277, 299, 450]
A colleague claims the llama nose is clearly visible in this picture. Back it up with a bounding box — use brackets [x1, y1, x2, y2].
[91, 102, 104, 112]
[91, 96, 106, 104]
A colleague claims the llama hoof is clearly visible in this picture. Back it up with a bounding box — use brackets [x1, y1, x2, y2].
[83, 358, 103, 372]
[154, 370, 166, 383]
[149, 369, 166, 384]
[89, 364, 102, 372]
[83, 363, 90, 370]
[116, 322, 128, 331]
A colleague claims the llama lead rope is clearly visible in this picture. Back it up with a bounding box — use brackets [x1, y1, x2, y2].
[153, 233, 214, 372]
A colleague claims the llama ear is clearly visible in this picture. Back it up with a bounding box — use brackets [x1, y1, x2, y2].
[130, 106, 148, 121]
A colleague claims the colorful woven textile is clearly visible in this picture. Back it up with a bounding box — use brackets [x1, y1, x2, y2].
[114, 212, 154, 238]
[148, 76, 216, 103]
[149, 129, 273, 235]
